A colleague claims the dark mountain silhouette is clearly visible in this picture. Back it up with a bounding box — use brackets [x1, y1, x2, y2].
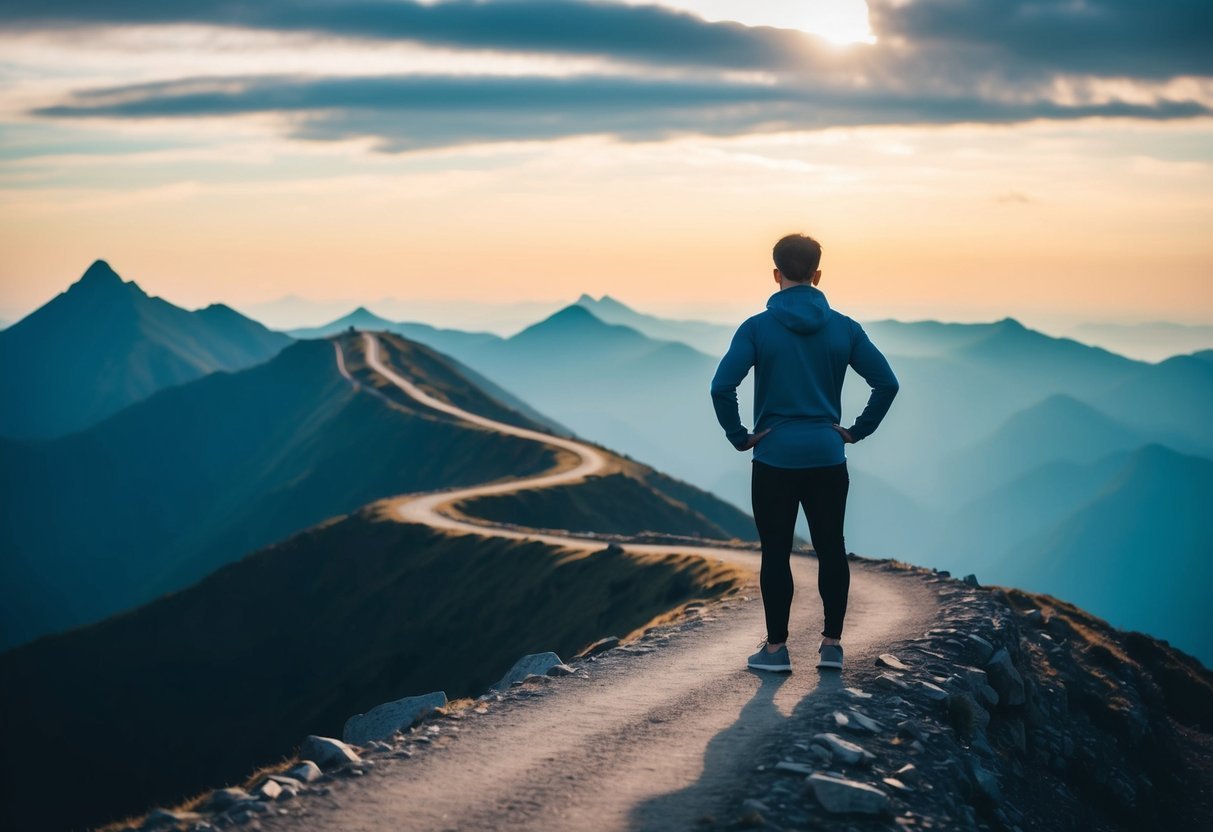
[0, 260, 292, 439]
[286, 306, 501, 360]
[574, 292, 734, 354]
[0, 510, 746, 832]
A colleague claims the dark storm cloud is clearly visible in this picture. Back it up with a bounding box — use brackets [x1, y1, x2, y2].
[869, 0, 1213, 80]
[0, 0, 814, 71]
[33, 73, 1210, 151]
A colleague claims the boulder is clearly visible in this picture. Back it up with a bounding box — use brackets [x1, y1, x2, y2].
[299, 735, 362, 770]
[343, 691, 447, 745]
[962, 633, 995, 665]
[810, 732, 875, 766]
[963, 574, 981, 587]
[985, 649, 1026, 706]
[493, 652, 565, 690]
[287, 760, 323, 783]
[806, 773, 890, 814]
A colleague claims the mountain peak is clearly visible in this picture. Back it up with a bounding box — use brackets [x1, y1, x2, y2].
[575, 293, 596, 306]
[79, 259, 124, 287]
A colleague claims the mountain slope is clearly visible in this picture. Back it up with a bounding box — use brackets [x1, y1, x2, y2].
[939, 393, 1148, 497]
[0, 260, 292, 438]
[0, 511, 747, 832]
[992, 445, 1213, 665]
[0, 335, 562, 650]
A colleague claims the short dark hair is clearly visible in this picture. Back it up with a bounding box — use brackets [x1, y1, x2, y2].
[772, 234, 822, 282]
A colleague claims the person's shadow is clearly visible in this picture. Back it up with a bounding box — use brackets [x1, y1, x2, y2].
[627, 668, 846, 830]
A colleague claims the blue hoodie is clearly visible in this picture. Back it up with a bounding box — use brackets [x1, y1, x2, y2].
[710, 283, 899, 468]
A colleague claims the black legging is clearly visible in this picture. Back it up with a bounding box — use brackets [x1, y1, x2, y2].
[751, 459, 850, 642]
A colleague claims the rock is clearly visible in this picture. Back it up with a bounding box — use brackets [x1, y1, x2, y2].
[775, 761, 815, 775]
[579, 636, 620, 657]
[897, 720, 928, 742]
[895, 763, 920, 783]
[806, 773, 890, 815]
[963, 633, 995, 665]
[916, 680, 949, 701]
[343, 691, 447, 745]
[844, 687, 873, 700]
[810, 732, 875, 766]
[882, 777, 913, 792]
[876, 654, 911, 671]
[1024, 608, 1044, 626]
[299, 735, 361, 770]
[255, 780, 283, 801]
[809, 743, 832, 763]
[287, 760, 323, 783]
[953, 666, 1000, 708]
[875, 673, 909, 691]
[985, 649, 1026, 706]
[835, 710, 882, 733]
[266, 774, 304, 789]
[936, 570, 952, 578]
[545, 663, 576, 677]
[963, 573, 980, 587]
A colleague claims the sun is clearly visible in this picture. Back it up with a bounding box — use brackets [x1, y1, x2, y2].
[633, 1, 877, 46]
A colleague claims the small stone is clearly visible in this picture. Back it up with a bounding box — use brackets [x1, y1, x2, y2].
[837, 709, 882, 733]
[286, 760, 323, 783]
[579, 636, 620, 657]
[1024, 609, 1044, 626]
[895, 763, 920, 783]
[806, 773, 890, 815]
[963, 574, 980, 587]
[876, 673, 909, 691]
[882, 777, 913, 792]
[811, 732, 875, 766]
[545, 663, 576, 677]
[255, 780, 283, 801]
[916, 680, 949, 701]
[877, 654, 911, 671]
[964, 634, 996, 664]
[141, 808, 201, 828]
[299, 735, 361, 770]
[844, 687, 873, 700]
[202, 788, 253, 811]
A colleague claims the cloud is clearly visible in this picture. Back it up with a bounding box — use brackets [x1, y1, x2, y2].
[0, 0, 816, 71]
[32, 73, 1211, 151]
[10, 0, 1213, 151]
[869, 0, 1213, 81]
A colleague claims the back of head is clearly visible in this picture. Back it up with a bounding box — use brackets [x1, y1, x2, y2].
[773, 233, 822, 283]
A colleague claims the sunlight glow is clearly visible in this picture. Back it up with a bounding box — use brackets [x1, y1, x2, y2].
[627, 0, 876, 45]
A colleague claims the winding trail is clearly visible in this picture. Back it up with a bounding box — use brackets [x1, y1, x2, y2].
[278, 332, 936, 832]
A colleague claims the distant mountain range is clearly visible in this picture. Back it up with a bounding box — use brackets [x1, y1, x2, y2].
[0, 260, 292, 439]
[1066, 321, 1213, 363]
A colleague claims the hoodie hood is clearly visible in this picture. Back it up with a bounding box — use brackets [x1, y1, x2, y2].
[766, 284, 830, 334]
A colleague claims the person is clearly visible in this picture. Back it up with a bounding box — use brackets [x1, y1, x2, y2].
[710, 233, 899, 672]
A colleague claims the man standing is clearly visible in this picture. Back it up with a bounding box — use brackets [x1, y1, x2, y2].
[710, 233, 899, 672]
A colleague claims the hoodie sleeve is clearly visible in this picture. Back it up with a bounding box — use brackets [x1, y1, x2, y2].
[845, 322, 900, 442]
[710, 318, 756, 449]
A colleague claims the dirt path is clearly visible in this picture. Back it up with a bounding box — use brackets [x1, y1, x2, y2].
[270, 333, 936, 831]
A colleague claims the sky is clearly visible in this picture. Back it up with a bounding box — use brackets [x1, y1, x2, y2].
[1, 0, 1211, 329]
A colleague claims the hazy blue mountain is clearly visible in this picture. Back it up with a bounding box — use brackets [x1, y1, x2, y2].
[938, 394, 1149, 497]
[458, 304, 748, 490]
[0, 336, 562, 651]
[988, 445, 1213, 665]
[285, 306, 502, 359]
[1068, 321, 1213, 363]
[575, 293, 735, 355]
[1091, 353, 1213, 455]
[0, 260, 292, 439]
[1191, 349, 1213, 365]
